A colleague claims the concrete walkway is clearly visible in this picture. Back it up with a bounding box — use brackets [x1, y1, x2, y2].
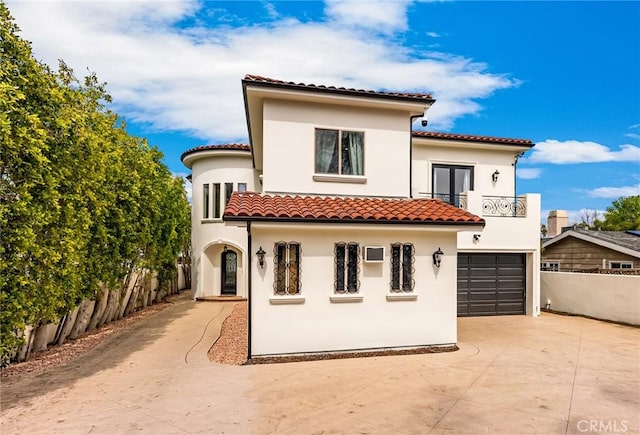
[1, 293, 638, 434]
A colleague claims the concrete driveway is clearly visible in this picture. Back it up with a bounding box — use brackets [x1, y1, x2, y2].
[1, 293, 638, 435]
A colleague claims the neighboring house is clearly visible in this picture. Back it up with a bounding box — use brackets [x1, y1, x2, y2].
[542, 228, 640, 272]
[181, 74, 541, 358]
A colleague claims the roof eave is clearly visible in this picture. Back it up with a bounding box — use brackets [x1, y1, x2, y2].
[223, 215, 485, 227]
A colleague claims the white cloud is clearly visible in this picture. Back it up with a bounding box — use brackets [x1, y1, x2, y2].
[516, 168, 542, 179]
[324, 0, 411, 33]
[7, 0, 518, 143]
[629, 124, 640, 129]
[426, 31, 440, 38]
[625, 133, 640, 140]
[527, 140, 640, 164]
[587, 183, 640, 199]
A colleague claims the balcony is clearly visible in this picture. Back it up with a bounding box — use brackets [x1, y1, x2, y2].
[418, 192, 528, 218]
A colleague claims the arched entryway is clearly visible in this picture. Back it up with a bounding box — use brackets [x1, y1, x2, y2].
[221, 249, 238, 295]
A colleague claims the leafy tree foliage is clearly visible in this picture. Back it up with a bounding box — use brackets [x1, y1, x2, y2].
[600, 196, 640, 231]
[1, 5, 190, 363]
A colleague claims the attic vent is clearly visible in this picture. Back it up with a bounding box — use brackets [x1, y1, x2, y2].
[363, 246, 384, 263]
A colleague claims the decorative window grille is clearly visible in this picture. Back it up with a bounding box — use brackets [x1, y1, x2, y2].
[390, 243, 415, 292]
[335, 242, 360, 293]
[273, 242, 301, 295]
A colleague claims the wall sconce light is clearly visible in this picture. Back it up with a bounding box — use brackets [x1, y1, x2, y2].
[256, 246, 266, 269]
[223, 244, 228, 253]
[473, 234, 481, 242]
[432, 247, 444, 268]
[492, 170, 500, 182]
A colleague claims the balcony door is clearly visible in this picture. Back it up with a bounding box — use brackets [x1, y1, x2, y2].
[433, 164, 473, 206]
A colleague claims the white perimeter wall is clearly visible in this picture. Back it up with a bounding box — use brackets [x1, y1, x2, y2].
[250, 223, 460, 356]
[541, 271, 640, 325]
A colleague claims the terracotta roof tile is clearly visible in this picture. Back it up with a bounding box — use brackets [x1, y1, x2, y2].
[181, 144, 250, 162]
[243, 74, 435, 104]
[412, 131, 533, 147]
[224, 193, 484, 226]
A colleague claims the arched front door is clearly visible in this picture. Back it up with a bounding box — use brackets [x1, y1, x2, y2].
[221, 250, 237, 295]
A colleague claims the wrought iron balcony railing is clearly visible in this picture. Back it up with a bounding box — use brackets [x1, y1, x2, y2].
[481, 196, 526, 217]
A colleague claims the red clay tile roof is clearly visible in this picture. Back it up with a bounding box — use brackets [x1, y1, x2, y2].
[243, 74, 435, 104]
[181, 144, 250, 162]
[412, 131, 533, 147]
[224, 193, 484, 226]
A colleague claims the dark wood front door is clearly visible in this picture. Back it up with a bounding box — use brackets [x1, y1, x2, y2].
[221, 250, 237, 295]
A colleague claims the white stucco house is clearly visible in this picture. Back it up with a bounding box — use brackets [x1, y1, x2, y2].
[181, 75, 541, 358]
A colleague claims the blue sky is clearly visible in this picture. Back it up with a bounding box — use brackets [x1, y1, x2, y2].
[8, 0, 640, 223]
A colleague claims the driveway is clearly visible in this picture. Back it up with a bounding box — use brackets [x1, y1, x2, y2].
[1, 293, 638, 434]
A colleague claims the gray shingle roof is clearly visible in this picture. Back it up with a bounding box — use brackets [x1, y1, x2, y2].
[571, 229, 640, 252]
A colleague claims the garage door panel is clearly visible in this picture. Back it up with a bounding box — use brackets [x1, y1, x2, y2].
[457, 253, 525, 317]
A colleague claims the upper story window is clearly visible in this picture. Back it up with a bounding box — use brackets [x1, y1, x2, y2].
[202, 182, 242, 220]
[432, 164, 473, 206]
[335, 242, 360, 293]
[390, 243, 415, 292]
[203, 184, 210, 219]
[315, 129, 364, 176]
[274, 242, 301, 295]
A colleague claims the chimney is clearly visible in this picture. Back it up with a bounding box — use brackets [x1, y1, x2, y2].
[547, 210, 568, 237]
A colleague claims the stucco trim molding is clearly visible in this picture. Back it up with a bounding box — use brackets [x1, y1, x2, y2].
[330, 294, 364, 303]
[269, 296, 306, 305]
[386, 293, 418, 301]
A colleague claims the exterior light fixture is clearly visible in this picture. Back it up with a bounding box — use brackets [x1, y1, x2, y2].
[492, 170, 500, 182]
[473, 234, 481, 242]
[432, 247, 444, 267]
[256, 246, 266, 269]
[223, 244, 228, 253]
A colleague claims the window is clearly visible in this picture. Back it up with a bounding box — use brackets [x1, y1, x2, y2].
[541, 261, 560, 272]
[335, 242, 360, 293]
[238, 183, 247, 192]
[203, 184, 210, 218]
[390, 243, 414, 292]
[213, 183, 221, 218]
[225, 182, 234, 206]
[432, 164, 473, 206]
[315, 129, 364, 176]
[610, 261, 633, 269]
[274, 242, 301, 295]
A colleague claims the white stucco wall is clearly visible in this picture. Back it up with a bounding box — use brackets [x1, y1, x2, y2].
[411, 142, 520, 198]
[249, 223, 461, 356]
[541, 271, 640, 325]
[261, 99, 412, 198]
[190, 154, 257, 299]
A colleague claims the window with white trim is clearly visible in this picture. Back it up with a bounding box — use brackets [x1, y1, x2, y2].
[274, 242, 301, 295]
[203, 184, 210, 218]
[610, 261, 633, 269]
[541, 261, 560, 272]
[212, 183, 221, 218]
[315, 129, 364, 176]
[335, 242, 360, 293]
[390, 243, 415, 292]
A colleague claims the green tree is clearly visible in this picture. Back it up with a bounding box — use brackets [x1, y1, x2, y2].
[600, 196, 640, 231]
[1, 5, 191, 364]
